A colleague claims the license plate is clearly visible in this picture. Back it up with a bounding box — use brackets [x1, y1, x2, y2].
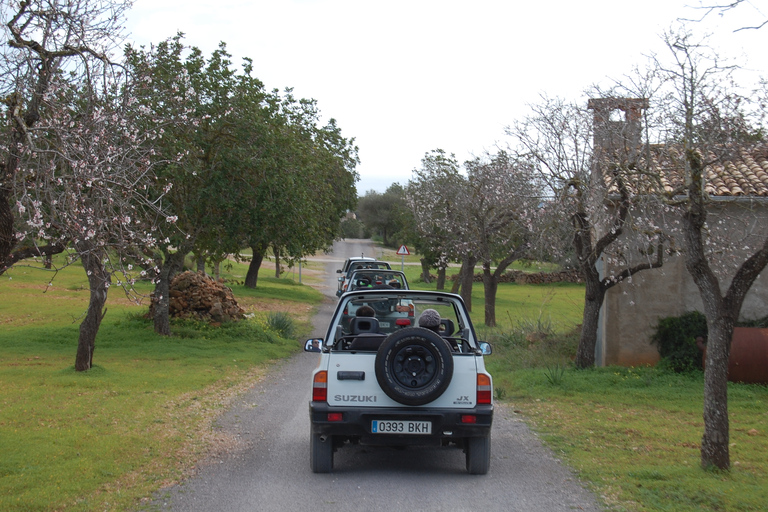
[378, 321, 390, 328]
[371, 420, 432, 434]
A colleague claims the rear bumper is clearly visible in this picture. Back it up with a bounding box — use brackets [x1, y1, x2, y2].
[309, 401, 493, 445]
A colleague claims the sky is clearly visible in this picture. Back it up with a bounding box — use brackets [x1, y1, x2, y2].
[124, 0, 768, 195]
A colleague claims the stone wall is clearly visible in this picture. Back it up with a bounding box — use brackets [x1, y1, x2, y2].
[448, 269, 583, 284]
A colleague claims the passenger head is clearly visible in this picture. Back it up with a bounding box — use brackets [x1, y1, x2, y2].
[356, 305, 375, 317]
[418, 308, 441, 332]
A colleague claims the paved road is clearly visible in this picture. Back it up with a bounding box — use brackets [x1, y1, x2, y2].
[147, 240, 603, 512]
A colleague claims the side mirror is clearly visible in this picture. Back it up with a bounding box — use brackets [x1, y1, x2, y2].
[336, 269, 342, 274]
[478, 342, 492, 355]
[304, 339, 323, 353]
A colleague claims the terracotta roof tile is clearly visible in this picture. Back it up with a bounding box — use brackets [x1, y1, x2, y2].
[601, 143, 768, 197]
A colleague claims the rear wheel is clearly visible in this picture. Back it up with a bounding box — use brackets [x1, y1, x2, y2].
[310, 430, 333, 473]
[465, 436, 491, 475]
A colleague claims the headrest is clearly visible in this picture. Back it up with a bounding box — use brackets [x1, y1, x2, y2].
[439, 318, 455, 337]
[350, 316, 380, 334]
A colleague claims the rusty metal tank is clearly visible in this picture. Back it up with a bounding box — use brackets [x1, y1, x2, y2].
[729, 328, 768, 384]
[702, 328, 768, 384]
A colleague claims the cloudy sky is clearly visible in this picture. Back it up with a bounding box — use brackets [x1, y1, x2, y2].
[124, 0, 768, 195]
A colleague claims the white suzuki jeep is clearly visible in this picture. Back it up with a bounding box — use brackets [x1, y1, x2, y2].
[304, 289, 493, 474]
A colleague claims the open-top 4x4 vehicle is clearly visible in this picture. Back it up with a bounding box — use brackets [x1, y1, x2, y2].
[345, 269, 409, 293]
[305, 289, 493, 474]
[336, 257, 392, 296]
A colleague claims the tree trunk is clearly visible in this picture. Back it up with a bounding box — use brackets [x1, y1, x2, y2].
[152, 249, 186, 336]
[482, 265, 498, 327]
[214, 259, 221, 280]
[450, 273, 461, 294]
[196, 253, 206, 273]
[0, 189, 15, 268]
[420, 258, 432, 284]
[436, 265, 446, 290]
[245, 247, 265, 288]
[701, 318, 733, 470]
[682, 149, 731, 469]
[74, 240, 110, 371]
[575, 275, 605, 369]
[458, 254, 477, 312]
[274, 246, 281, 278]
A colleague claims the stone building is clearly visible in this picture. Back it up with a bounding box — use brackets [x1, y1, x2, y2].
[589, 98, 768, 366]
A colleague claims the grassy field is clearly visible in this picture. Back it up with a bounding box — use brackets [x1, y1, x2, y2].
[0, 256, 324, 512]
[497, 366, 768, 512]
[2, 250, 767, 511]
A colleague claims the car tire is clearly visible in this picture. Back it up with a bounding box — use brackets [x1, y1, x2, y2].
[375, 327, 454, 406]
[310, 429, 333, 473]
[465, 435, 491, 475]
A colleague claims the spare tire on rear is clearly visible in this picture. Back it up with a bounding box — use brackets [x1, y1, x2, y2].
[375, 327, 454, 406]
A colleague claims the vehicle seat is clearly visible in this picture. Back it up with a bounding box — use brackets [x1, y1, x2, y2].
[348, 317, 384, 351]
[350, 316, 380, 334]
[439, 318, 455, 337]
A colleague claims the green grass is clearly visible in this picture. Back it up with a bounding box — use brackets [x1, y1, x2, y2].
[494, 365, 768, 512]
[0, 255, 323, 512]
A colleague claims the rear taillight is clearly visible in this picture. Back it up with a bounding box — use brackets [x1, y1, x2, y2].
[408, 303, 414, 317]
[477, 374, 492, 404]
[312, 371, 328, 402]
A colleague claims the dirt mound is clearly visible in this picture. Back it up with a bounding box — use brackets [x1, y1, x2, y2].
[163, 271, 246, 324]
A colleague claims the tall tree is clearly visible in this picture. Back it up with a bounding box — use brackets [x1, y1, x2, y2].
[8, 49, 183, 370]
[124, 36, 241, 334]
[2, 1, 185, 369]
[464, 151, 542, 326]
[638, 29, 768, 470]
[508, 95, 665, 368]
[406, 150, 466, 293]
[357, 184, 411, 247]
[219, 88, 358, 289]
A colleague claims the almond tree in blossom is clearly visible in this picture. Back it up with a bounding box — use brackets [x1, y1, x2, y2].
[2, 1, 186, 370]
[633, 29, 768, 470]
[508, 95, 666, 368]
[463, 151, 542, 326]
[1, 0, 135, 271]
[407, 149, 542, 325]
[406, 150, 473, 302]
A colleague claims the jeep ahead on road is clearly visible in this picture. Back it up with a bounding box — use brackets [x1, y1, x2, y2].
[345, 269, 409, 292]
[305, 289, 493, 474]
[335, 257, 392, 297]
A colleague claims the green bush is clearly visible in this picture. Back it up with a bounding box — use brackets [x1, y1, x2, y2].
[650, 311, 707, 373]
[265, 311, 296, 339]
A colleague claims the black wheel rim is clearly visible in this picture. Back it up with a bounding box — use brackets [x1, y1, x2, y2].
[391, 344, 437, 388]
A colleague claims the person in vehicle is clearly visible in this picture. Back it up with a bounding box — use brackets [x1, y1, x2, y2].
[418, 308, 442, 332]
[356, 305, 375, 317]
